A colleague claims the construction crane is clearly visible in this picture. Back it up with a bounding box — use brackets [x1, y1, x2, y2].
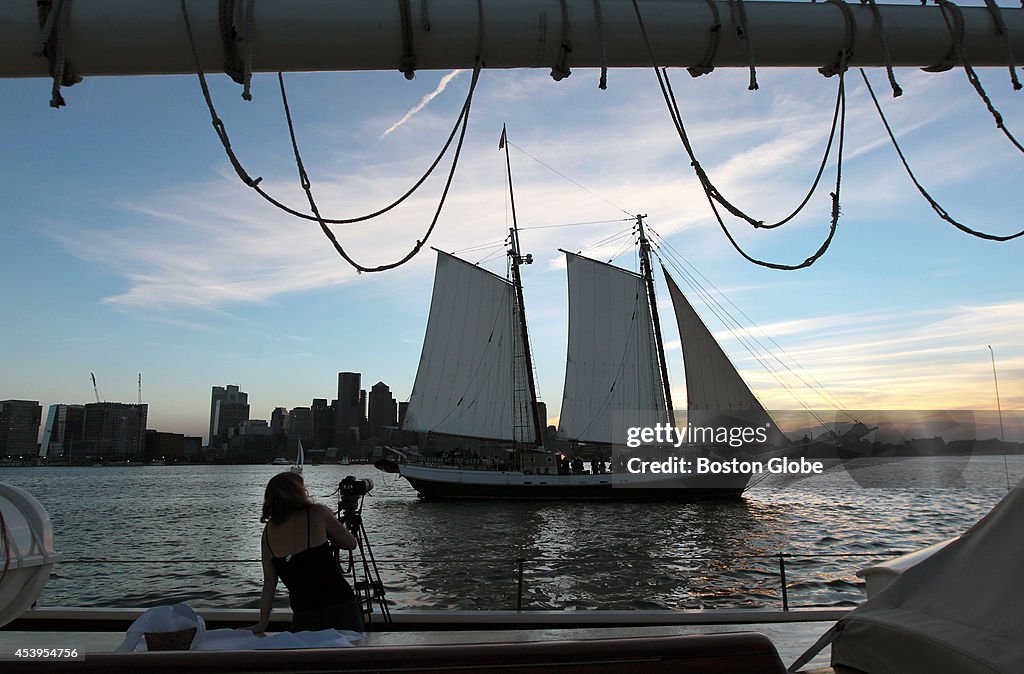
[90, 372, 102, 403]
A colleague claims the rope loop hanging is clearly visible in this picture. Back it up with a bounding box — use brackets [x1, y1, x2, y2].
[860, 68, 1024, 241]
[688, 0, 722, 78]
[727, 0, 759, 90]
[859, 0, 903, 97]
[179, 0, 488, 272]
[34, 0, 81, 108]
[551, 0, 573, 81]
[935, 0, 1024, 154]
[818, 0, 856, 79]
[630, 0, 846, 270]
[398, 0, 417, 80]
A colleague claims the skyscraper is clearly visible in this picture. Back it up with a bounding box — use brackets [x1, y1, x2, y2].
[209, 385, 249, 447]
[336, 372, 362, 450]
[368, 381, 397, 440]
[0, 400, 43, 458]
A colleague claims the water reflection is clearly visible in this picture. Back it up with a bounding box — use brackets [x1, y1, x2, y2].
[0, 458, 1016, 610]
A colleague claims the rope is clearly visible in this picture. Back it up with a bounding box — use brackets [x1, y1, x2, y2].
[859, 68, 1024, 241]
[180, 0, 486, 272]
[218, 0, 245, 85]
[592, 0, 608, 89]
[688, 0, 722, 78]
[421, 0, 431, 31]
[180, 0, 481, 226]
[398, 0, 417, 80]
[630, 0, 846, 270]
[35, 0, 81, 108]
[983, 0, 1022, 91]
[936, 0, 1024, 154]
[242, 0, 255, 100]
[551, 0, 573, 81]
[859, 0, 902, 97]
[728, 0, 759, 90]
[818, 0, 856, 79]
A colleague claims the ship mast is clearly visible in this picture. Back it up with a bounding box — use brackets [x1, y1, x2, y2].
[636, 214, 676, 427]
[502, 125, 545, 456]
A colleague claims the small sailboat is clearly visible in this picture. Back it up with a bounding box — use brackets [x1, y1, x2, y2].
[290, 439, 304, 474]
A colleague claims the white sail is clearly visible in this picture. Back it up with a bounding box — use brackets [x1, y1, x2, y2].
[557, 252, 668, 444]
[663, 269, 779, 435]
[290, 439, 304, 474]
[403, 251, 527, 442]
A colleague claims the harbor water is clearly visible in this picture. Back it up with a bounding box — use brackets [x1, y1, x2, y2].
[2, 456, 1020, 612]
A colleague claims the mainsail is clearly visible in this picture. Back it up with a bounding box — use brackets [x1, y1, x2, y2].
[403, 251, 532, 443]
[557, 252, 669, 444]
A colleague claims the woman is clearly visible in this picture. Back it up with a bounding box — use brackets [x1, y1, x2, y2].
[249, 472, 363, 633]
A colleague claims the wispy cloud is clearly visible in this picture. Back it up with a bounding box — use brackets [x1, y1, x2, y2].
[381, 70, 464, 138]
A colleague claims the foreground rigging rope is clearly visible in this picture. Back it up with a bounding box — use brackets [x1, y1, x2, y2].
[860, 68, 1024, 241]
[630, 0, 850, 270]
[935, 0, 1024, 154]
[180, 0, 485, 271]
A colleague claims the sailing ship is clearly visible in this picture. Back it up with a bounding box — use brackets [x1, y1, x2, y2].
[380, 131, 786, 499]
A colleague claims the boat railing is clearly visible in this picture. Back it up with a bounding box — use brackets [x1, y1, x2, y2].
[49, 550, 909, 612]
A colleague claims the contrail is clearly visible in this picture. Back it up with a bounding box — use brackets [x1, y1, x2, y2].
[381, 70, 464, 138]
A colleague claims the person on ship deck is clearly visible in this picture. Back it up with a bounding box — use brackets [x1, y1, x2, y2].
[249, 472, 363, 634]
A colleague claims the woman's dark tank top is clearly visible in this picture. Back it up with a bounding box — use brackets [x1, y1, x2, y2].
[266, 508, 354, 611]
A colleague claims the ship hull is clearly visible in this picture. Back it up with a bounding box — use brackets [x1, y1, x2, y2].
[399, 464, 748, 500]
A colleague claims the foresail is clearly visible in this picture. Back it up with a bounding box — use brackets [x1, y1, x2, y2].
[663, 268, 782, 440]
[403, 251, 521, 442]
[558, 252, 668, 444]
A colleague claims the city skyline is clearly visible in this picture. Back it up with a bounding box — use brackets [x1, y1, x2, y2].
[1, 65, 1022, 440]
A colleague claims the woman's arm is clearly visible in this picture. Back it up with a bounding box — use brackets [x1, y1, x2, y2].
[319, 504, 358, 550]
[247, 529, 278, 633]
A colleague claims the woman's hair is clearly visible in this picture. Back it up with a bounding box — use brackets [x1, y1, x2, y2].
[261, 472, 313, 523]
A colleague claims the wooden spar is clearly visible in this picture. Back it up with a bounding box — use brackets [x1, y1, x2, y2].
[2, 0, 1023, 79]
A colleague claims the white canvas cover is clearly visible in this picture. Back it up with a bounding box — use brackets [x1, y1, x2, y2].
[403, 251, 522, 442]
[829, 479, 1024, 673]
[557, 252, 667, 444]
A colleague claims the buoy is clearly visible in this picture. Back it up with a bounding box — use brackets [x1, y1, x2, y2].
[0, 483, 60, 628]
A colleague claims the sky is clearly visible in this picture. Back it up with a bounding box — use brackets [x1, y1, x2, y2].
[1, 54, 1022, 443]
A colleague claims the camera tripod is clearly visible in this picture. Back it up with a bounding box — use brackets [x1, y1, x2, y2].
[335, 492, 391, 628]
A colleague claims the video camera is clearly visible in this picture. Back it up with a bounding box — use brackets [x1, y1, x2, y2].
[337, 475, 374, 513]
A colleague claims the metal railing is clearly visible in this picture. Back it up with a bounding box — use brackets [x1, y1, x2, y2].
[53, 549, 908, 612]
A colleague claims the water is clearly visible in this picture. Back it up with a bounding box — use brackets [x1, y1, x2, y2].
[3, 456, 1019, 612]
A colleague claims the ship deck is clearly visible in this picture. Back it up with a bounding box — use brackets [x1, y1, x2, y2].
[1, 608, 841, 671]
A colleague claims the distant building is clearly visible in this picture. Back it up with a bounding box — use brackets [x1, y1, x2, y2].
[0, 400, 43, 458]
[368, 382, 397, 440]
[81, 402, 148, 460]
[270, 407, 289, 435]
[209, 385, 249, 447]
[41, 403, 85, 461]
[336, 372, 362, 450]
[288, 406, 312, 450]
[398, 401, 409, 427]
[311, 398, 336, 449]
[144, 430, 186, 461]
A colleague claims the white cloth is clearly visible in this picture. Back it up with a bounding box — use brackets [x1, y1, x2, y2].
[115, 603, 206, 652]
